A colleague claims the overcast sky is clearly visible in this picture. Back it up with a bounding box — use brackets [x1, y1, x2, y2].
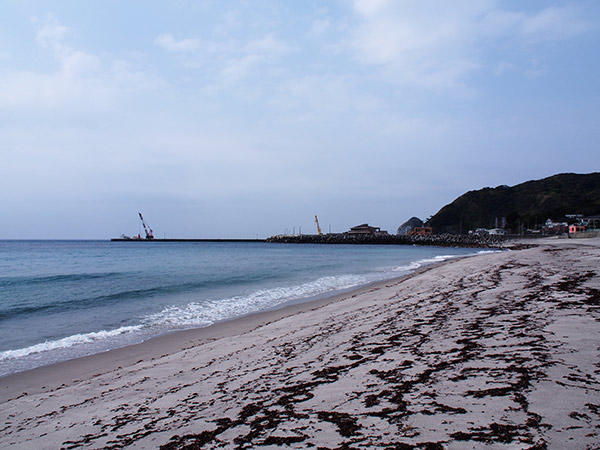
[1, 1, 599, 239]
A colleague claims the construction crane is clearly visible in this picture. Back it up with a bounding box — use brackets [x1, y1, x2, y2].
[314, 215, 323, 236]
[138, 212, 154, 239]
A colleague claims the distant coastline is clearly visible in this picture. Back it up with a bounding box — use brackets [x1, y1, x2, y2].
[110, 238, 266, 243]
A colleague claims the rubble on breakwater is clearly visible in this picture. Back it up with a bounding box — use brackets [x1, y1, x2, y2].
[266, 233, 504, 248]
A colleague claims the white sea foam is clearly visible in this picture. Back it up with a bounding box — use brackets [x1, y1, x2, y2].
[145, 252, 482, 329]
[0, 272, 386, 366]
[477, 249, 502, 254]
[392, 253, 467, 273]
[0, 325, 143, 361]
[392, 261, 423, 272]
[145, 274, 371, 328]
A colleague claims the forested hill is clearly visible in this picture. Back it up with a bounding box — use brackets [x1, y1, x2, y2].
[427, 173, 600, 234]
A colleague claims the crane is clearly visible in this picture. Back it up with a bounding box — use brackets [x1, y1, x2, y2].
[314, 215, 323, 236]
[138, 212, 154, 239]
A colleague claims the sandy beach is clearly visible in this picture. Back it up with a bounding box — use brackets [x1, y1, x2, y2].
[1, 238, 598, 449]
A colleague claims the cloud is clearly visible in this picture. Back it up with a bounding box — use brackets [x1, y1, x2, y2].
[350, 0, 490, 88]
[0, 69, 106, 110]
[34, 15, 69, 49]
[219, 34, 291, 84]
[33, 15, 101, 78]
[494, 61, 515, 76]
[520, 6, 590, 40]
[155, 33, 201, 53]
[479, 4, 590, 41]
[350, 0, 591, 88]
[309, 18, 330, 37]
[524, 58, 548, 79]
[155, 32, 290, 58]
[155, 30, 291, 87]
[220, 53, 263, 84]
[110, 60, 165, 91]
[0, 16, 164, 110]
[245, 34, 291, 55]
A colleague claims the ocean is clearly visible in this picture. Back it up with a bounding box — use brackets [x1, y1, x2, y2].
[0, 240, 486, 377]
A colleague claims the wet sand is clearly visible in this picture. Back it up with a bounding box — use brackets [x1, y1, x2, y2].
[1, 237, 599, 449]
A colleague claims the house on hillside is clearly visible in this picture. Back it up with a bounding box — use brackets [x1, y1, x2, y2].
[582, 216, 600, 230]
[543, 219, 569, 235]
[346, 224, 389, 236]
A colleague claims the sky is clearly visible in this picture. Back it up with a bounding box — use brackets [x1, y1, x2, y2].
[1, 0, 599, 239]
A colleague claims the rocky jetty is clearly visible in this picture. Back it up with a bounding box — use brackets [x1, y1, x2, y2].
[266, 233, 504, 248]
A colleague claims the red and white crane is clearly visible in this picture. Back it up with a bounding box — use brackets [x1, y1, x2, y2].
[138, 212, 154, 239]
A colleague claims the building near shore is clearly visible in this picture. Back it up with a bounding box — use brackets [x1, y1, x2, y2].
[410, 226, 433, 236]
[346, 224, 389, 236]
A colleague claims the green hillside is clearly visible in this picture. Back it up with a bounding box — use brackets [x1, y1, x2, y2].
[427, 173, 600, 234]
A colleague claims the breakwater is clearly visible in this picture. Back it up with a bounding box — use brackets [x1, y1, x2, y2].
[266, 233, 504, 248]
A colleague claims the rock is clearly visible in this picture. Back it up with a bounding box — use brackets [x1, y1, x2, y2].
[266, 233, 504, 248]
[397, 217, 424, 235]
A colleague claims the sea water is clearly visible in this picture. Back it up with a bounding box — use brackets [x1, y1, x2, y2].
[0, 240, 484, 376]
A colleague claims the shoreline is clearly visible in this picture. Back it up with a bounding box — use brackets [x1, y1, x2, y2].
[0, 245, 489, 384]
[2, 237, 598, 449]
[0, 257, 451, 400]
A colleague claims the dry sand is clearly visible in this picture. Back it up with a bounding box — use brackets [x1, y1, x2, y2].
[1, 237, 599, 449]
